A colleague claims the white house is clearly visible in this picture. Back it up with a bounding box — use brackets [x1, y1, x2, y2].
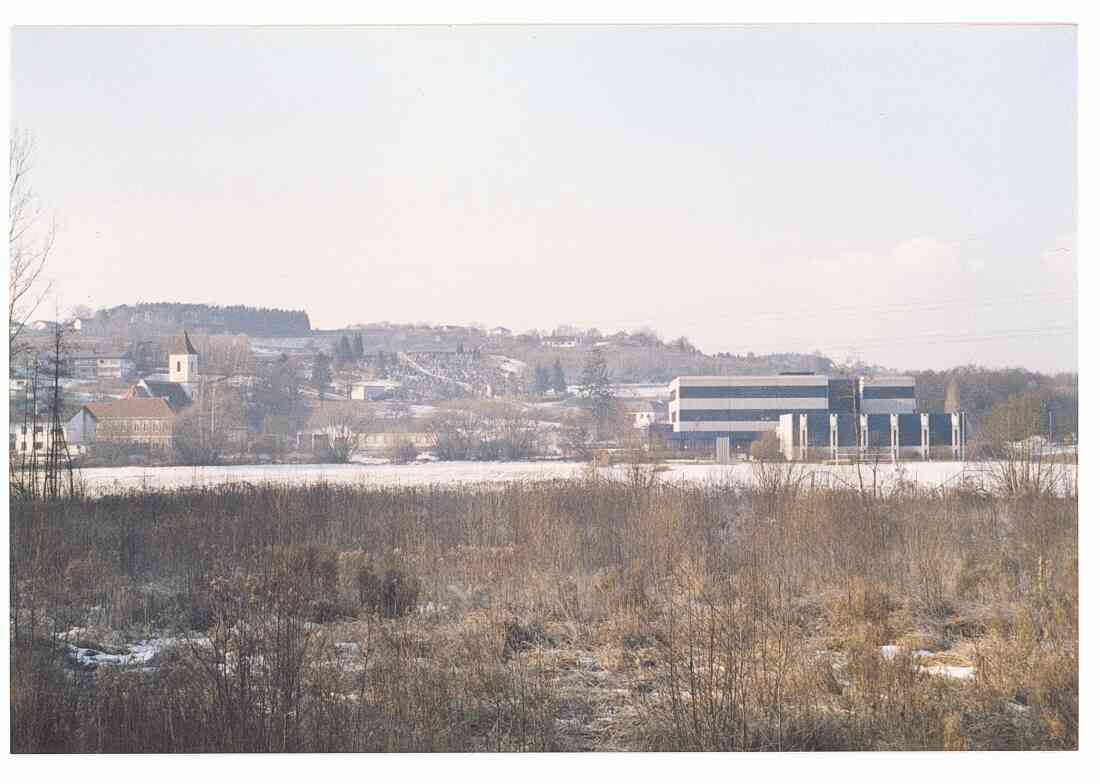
[69, 353, 137, 380]
[545, 337, 579, 349]
[350, 380, 397, 400]
[10, 421, 87, 456]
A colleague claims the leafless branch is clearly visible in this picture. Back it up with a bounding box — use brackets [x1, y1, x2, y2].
[9, 129, 56, 351]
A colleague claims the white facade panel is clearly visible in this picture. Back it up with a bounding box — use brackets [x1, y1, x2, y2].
[674, 421, 781, 433]
[676, 375, 828, 387]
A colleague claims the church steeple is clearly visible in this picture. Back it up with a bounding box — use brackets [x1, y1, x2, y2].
[169, 331, 199, 383]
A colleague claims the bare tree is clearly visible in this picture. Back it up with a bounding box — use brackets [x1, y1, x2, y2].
[310, 403, 371, 463]
[979, 391, 1062, 495]
[10, 318, 75, 499]
[9, 130, 56, 352]
[174, 381, 247, 465]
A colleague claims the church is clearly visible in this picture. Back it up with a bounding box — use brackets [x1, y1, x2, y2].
[66, 332, 202, 449]
[124, 331, 201, 411]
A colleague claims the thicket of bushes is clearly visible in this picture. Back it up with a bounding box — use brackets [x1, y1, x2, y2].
[10, 472, 1077, 752]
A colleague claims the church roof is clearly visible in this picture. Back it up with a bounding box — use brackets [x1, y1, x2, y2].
[132, 379, 193, 411]
[171, 331, 199, 356]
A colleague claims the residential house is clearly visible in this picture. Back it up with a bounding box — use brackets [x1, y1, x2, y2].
[350, 380, 396, 401]
[358, 430, 436, 453]
[69, 352, 137, 380]
[545, 336, 579, 348]
[67, 398, 176, 450]
[10, 420, 87, 457]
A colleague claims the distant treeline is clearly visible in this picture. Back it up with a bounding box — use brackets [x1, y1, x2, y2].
[93, 302, 312, 337]
[910, 366, 1078, 437]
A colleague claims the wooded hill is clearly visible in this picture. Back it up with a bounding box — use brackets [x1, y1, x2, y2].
[91, 302, 312, 338]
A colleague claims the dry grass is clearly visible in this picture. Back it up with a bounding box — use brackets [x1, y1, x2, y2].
[9, 471, 1076, 752]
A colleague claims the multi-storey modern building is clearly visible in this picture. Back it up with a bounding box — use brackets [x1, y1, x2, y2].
[776, 411, 967, 461]
[667, 373, 833, 449]
[858, 376, 918, 415]
[662, 373, 950, 459]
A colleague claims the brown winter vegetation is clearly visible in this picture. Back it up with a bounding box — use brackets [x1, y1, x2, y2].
[10, 471, 1076, 752]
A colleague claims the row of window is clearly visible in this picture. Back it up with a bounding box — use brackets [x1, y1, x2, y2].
[677, 385, 829, 399]
[674, 384, 914, 401]
[679, 409, 827, 422]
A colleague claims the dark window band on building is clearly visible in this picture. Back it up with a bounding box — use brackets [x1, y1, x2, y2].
[679, 409, 827, 422]
[861, 386, 916, 399]
[678, 385, 828, 399]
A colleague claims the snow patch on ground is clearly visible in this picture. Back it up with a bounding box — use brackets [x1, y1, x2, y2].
[63, 636, 207, 670]
[489, 355, 528, 376]
[880, 644, 976, 680]
[73, 459, 1076, 496]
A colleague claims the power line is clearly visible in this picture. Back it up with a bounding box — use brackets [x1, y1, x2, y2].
[590, 290, 1075, 332]
[720, 325, 1075, 355]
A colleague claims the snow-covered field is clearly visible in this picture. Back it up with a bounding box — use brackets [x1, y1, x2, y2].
[72, 459, 1077, 496]
[489, 354, 528, 376]
[566, 383, 669, 399]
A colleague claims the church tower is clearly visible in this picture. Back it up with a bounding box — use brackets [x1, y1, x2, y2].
[169, 331, 199, 383]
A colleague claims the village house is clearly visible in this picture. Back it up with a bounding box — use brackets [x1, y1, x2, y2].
[350, 380, 397, 401]
[69, 351, 137, 380]
[358, 430, 435, 453]
[64, 331, 202, 451]
[544, 337, 579, 349]
[66, 397, 176, 450]
[10, 420, 88, 457]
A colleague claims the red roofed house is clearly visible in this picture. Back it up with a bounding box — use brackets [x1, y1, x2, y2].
[66, 397, 176, 450]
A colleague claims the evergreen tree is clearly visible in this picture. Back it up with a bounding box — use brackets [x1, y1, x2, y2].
[533, 364, 551, 394]
[337, 336, 352, 362]
[248, 355, 305, 431]
[353, 333, 365, 359]
[313, 352, 332, 403]
[551, 359, 567, 395]
[579, 348, 615, 439]
[376, 350, 388, 375]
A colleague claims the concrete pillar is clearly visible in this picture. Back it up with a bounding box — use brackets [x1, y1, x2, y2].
[920, 413, 929, 460]
[951, 412, 966, 461]
[951, 412, 962, 460]
[716, 436, 731, 465]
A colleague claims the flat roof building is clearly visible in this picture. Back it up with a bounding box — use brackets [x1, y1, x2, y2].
[668, 375, 831, 447]
[666, 373, 922, 456]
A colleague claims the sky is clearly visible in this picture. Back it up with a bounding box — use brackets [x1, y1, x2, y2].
[11, 25, 1077, 372]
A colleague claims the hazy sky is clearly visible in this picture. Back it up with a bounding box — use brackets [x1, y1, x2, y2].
[12, 25, 1076, 372]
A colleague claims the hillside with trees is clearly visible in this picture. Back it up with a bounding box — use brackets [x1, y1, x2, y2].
[908, 366, 1078, 441]
[90, 302, 311, 338]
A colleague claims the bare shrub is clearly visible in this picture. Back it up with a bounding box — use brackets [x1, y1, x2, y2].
[9, 472, 1077, 752]
[389, 440, 419, 464]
